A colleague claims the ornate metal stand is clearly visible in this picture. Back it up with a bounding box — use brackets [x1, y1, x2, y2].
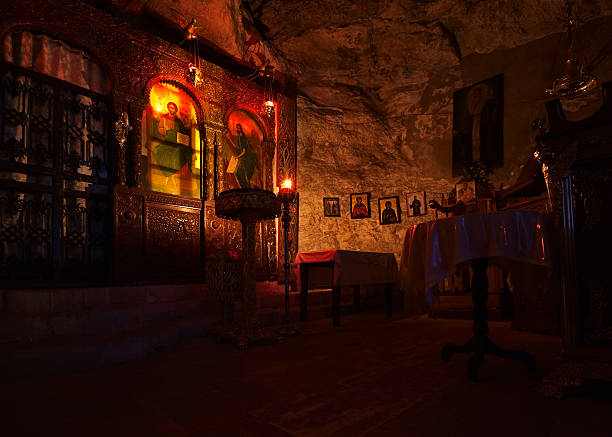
[113, 111, 131, 186]
[277, 187, 299, 340]
[441, 258, 536, 381]
[214, 189, 281, 349]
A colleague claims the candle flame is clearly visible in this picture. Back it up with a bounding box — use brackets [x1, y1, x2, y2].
[281, 179, 292, 190]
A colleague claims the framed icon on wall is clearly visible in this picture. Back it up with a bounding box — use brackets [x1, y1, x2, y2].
[455, 180, 477, 204]
[323, 197, 340, 217]
[350, 192, 371, 219]
[378, 196, 401, 225]
[406, 191, 427, 217]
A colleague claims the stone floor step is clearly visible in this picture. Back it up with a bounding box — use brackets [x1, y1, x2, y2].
[3, 284, 206, 315]
[0, 314, 215, 378]
[0, 299, 207, 343]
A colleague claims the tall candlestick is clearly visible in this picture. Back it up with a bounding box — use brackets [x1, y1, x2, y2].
[278, 179, 298, 339]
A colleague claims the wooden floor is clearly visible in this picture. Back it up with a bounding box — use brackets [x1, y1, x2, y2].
[1, 314, 610, 436]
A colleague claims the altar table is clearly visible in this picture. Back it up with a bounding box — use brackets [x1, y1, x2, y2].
[294, 250, 398, 326]
[399, 210, 552, 311]
[398, 210, 553, 380]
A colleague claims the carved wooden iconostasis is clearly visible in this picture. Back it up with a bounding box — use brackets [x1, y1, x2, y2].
[0, 0, 297, 287]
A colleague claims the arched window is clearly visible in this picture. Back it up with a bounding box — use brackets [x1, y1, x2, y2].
[0, 31, 110, 285]
[3, 31, 110, 95]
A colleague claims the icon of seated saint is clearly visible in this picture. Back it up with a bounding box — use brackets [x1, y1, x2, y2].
[151, 101, 193, 185]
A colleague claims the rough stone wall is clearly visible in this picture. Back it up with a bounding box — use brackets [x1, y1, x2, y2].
[297, 96, 454, 260]
[296, 14, 612, 258]
[236, 0, 612, 258]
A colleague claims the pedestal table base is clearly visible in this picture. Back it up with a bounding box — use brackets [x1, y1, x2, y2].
[440, 258, 536, 381]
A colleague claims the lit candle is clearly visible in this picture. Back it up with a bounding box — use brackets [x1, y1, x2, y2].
[278, 178, 296, 202]
[281, 178, 292, 191]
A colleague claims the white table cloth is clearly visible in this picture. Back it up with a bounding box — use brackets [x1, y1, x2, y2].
[398, 211, 553, 312]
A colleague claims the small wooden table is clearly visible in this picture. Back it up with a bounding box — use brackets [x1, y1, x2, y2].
[294, 250, 398, 326]
[398, 211, 552, 380]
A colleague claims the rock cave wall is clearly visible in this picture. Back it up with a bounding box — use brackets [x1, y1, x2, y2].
[296, 15, 612, 259]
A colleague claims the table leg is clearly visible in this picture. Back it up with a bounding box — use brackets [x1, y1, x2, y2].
[332, 286, 341, 326]
[300, 265, 309, 322]
[353, 285, 360, 314]
[440, 258, 536, 381]
[385, 283, 392, 319]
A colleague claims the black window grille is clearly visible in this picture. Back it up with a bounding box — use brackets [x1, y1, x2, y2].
[0, 63, 110, 287]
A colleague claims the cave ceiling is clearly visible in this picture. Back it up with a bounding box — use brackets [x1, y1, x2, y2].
[104, 0, 612, 117]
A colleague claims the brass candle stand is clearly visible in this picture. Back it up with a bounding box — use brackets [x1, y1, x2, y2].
[277, 185, 299, 340]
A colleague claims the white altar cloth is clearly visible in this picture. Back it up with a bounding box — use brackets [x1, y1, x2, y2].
[398, 211, 553, 312]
